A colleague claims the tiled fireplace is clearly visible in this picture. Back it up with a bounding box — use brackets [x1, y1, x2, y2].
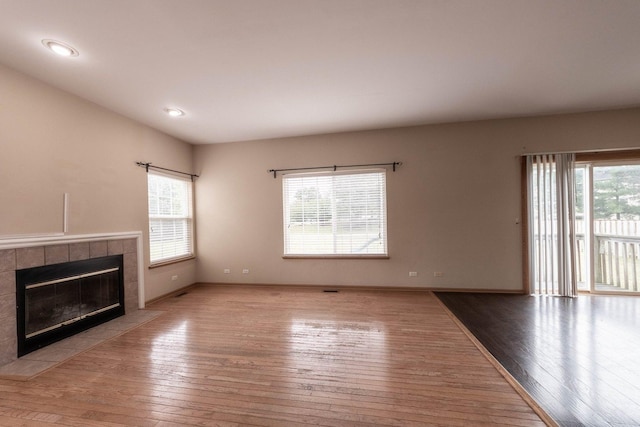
[0, 233, 143, 366]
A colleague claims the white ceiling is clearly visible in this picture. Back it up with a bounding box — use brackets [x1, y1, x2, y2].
[1, 0, 640, 145]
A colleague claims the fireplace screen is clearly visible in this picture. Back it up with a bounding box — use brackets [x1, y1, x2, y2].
[16, 255, 124, 356]
[25, 268, 120, 338]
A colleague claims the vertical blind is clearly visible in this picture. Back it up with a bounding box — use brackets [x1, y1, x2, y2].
[147, 172, 194, 264]
[526, 153, 577, 296]
[283, 169, 387, 256]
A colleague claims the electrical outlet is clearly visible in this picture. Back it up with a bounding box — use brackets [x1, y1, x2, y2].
[171, 275, 178, 281]
[409, 271, 418, 277]
[242, 269, 249, 274]
[433, 271, 443, 277]
[224, 268, 231, 274]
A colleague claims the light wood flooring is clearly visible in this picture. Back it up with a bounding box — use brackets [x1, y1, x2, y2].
[0, 285, 545, 426]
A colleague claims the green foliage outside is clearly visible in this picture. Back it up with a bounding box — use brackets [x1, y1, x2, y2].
[593, 165, 640, 220]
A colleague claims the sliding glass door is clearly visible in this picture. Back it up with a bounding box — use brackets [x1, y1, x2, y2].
[575, 162, 640, 294]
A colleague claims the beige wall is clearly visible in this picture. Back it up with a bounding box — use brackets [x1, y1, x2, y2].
[194, 107, 640, 291]
[0, 64, 195, 301]
[4, 61, 640, 293]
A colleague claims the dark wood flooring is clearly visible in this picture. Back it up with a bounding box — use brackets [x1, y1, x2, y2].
[435, 292, 640, 427]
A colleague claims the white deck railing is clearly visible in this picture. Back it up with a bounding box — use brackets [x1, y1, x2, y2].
[575, 220, 640, 292]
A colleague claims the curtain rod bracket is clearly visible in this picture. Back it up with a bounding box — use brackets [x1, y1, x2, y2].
[136, 161, 152, 173]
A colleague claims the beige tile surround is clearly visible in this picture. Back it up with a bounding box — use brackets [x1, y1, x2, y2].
[0, 237, 140, 366]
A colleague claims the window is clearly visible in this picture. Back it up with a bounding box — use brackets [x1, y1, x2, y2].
[283, 169, 387, 257]
[147, 172, 194, 265]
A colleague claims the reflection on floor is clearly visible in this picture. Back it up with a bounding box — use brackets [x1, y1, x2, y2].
[435, 292, 640, 427]
[0, 309, 162, 380]
[0, 285, 547, 426]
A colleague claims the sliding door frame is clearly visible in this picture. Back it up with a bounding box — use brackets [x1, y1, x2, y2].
[521, 149, 640, 294]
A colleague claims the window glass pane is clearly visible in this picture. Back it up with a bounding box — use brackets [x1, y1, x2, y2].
[593, 165, 640, 221]
[592, 164, 640, 292]
[283, 170, 387, 256]
[148, 173, 194, 264]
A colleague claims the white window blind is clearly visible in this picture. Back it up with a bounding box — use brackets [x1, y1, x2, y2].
[283, 169, 387, 256]
[147, 172, 194, 264]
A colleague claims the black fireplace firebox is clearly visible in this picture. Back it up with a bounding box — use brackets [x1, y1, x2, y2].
[16, 255, 125, 357]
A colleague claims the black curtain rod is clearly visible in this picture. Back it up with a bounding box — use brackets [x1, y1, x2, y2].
[267, 161, 402, 178]
[136, 162, 199, 181]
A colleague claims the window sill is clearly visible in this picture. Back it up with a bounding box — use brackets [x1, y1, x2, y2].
[149, 255, 196, 269]
[282, 255, 389, 260]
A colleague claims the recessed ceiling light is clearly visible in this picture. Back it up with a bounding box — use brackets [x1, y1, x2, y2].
[164, 108, 185, 117]
[42, 39, 79, 57]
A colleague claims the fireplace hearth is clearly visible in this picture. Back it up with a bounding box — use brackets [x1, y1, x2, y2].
[16, 255, 125, 356]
